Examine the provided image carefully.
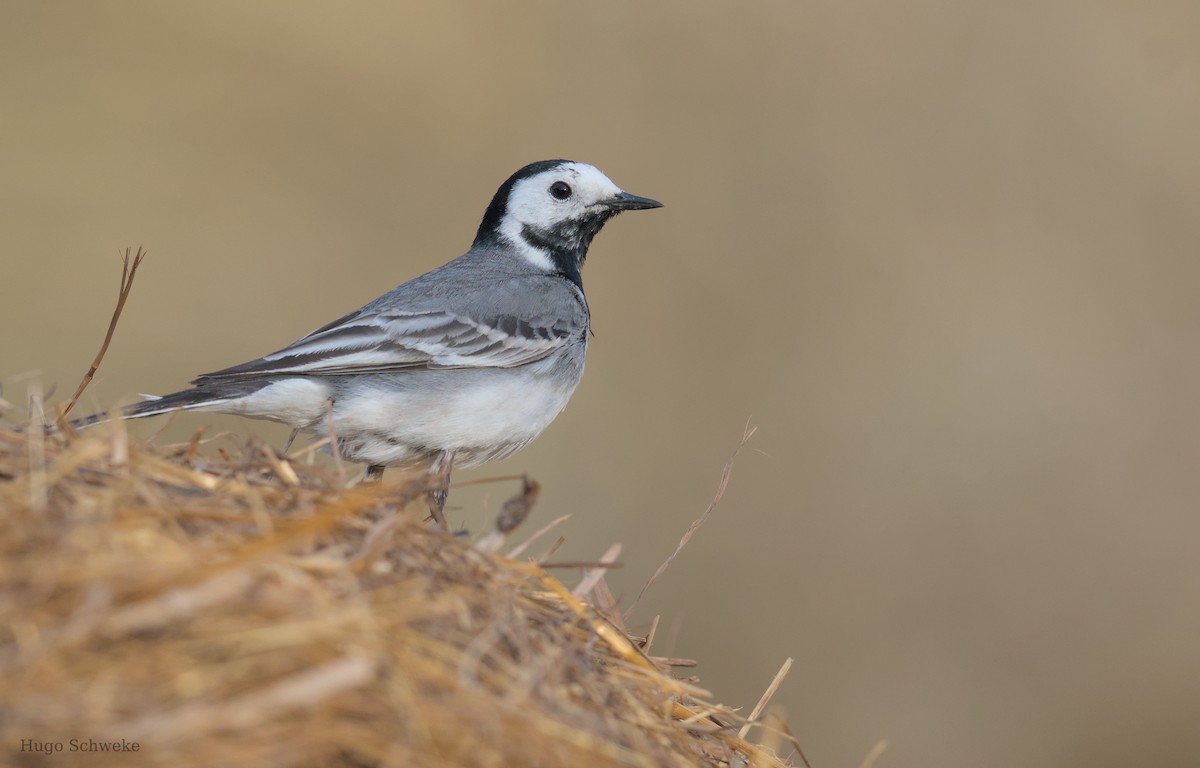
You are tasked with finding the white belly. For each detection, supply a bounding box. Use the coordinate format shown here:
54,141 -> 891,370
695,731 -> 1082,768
338,376 -> 575,465
205,349 -> 585,468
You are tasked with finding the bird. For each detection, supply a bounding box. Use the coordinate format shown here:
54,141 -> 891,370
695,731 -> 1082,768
78,160 -> 661,520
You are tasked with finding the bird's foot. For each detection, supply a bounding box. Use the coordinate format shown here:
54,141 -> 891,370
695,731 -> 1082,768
424,449 -> 456,531
426,488 -> 449,530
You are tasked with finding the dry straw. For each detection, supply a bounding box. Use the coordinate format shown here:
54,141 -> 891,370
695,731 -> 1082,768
0,421 -> 804,767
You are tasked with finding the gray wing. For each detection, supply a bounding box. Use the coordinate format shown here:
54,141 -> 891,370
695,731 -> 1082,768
193,275 -> 586,382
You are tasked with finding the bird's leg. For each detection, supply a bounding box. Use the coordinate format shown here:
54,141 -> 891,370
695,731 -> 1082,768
426,449 -> 456,530
281,428 -> 301,455
364,464 -> 386,483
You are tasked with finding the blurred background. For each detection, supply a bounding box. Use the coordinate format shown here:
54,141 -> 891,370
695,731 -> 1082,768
3,2 -> 1199,765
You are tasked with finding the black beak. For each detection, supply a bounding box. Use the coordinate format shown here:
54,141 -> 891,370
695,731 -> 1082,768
605,191 -> 664,211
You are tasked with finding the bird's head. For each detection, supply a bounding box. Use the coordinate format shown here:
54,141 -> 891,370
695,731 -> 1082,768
475,160 -> 662,284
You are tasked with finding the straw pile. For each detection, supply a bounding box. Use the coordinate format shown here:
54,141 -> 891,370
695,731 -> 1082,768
0,417 -> 796,768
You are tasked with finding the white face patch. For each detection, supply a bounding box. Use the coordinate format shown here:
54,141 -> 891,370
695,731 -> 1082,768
497,162 -> 625,270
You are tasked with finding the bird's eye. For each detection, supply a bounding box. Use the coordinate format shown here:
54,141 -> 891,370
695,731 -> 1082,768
549,181 -> 572,200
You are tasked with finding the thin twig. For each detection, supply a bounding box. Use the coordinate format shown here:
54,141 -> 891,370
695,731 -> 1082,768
540,561 -> 624,570
452,473 -> 531,488
101,569 -> 254,637
641,615 -> 661,653
287,435 -> 335,460
590,575 -> 627,634
625,423 -> 757,620
738,657 -> 794,739
860,740 -> 888,768
58,246 -> 147,423
26,380 -> 47,511
780,719 -> 813,768
122,655 -> 374,742
260,443 -> 299,486
534,535 -> 566,565
323,397 -> 345,486
507,514 -> 571,559
572,543 -> 622,599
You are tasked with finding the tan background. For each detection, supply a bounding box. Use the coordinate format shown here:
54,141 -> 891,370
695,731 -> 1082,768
3,2 -> 1199,766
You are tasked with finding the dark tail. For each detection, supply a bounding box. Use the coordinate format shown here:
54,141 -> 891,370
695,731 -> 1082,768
71,388 -> 233,430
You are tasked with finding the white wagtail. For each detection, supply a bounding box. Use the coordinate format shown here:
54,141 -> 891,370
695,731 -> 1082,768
82,160 -> 661,510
